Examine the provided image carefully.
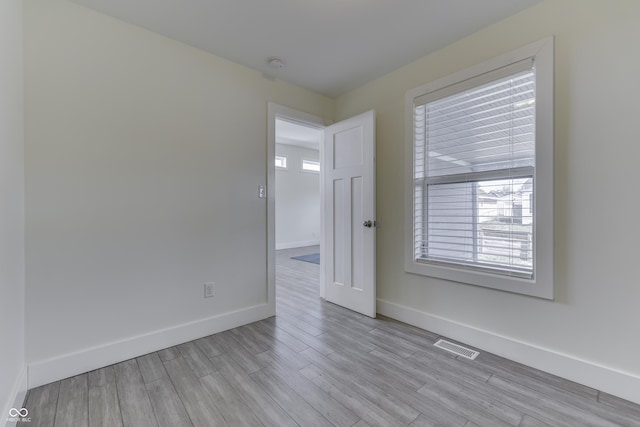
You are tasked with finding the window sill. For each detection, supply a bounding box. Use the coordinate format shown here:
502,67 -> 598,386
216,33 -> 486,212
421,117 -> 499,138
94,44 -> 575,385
405,257 -> 553,300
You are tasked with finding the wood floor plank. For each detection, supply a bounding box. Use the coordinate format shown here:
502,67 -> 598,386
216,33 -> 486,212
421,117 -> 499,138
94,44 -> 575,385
326,345 -> 425,392
277,297 -> 332,323
54,374 -> 88,427
272,317 -> 335,355
409,413 -> 466,427
255,344 -> 311,371
200,372 -> 263,427
330,329 -> 413,359
300,364 -> 405,427
323,349 -> 469,426
157,347 -> 181,362
368,347 -> 443,388
529,382 -> 637,427
194,336 -> 224,359
250,318 -> 309,353
162,357 -> 228,427
229,323 -> 273,355
114,359 -> 158,427
416,381 -> 521,427
207,331 -> 263,374
276,308 -> 326,336
366,327 -> 431,357
409,350 -> 493,383
215,353 -> 298,427
321,309 -> 378,336
24,381 -> 60,427
598,391 -> 640,420
486,375 -> 628,427
406,355 -> 525,427
405,351 -> 535,426
251,369 -> 334,427
300,348 -> 424,425
471,350 -> 599,401
374,315 -> 440,343
518,415 -> 554,427
277,302 -> 341,333
89,366 -> 115,389
137,353 -> 167,384
262,365 -> 361,427
145,377 -> 192,427
177,342 -> 217,378
89,381 -> 123,427
319,330 -> 378,355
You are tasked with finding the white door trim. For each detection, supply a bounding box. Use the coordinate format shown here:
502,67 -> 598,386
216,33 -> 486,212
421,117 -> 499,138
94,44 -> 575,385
267,103 -> 328,309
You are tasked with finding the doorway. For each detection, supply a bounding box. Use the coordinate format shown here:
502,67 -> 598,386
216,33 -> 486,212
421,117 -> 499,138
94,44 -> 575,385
274,119 -> 322,252
275,118 -> 323,313
267,104 -> 327,315
267,104 -> 377,318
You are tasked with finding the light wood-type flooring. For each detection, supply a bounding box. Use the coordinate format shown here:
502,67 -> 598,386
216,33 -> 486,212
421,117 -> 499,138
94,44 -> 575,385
20,246 -> 640,426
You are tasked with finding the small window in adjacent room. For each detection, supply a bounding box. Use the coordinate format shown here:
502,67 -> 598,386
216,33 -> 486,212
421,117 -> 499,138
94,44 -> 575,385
275,155 -> 287,169
405,37 -> 554,299
301,159 -> 320,173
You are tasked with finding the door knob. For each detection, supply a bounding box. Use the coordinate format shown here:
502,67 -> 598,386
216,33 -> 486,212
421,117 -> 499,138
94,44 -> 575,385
363,220 -> 373,228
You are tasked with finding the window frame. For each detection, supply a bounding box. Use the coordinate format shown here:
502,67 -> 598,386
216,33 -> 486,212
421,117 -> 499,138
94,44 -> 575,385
301,158 -> 320,173
275,155 -> 288,170
404,37 -> 554,299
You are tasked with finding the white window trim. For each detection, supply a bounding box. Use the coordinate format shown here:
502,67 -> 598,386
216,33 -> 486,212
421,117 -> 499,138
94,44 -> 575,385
301,158 -> 320,173
404,37 -> 554,299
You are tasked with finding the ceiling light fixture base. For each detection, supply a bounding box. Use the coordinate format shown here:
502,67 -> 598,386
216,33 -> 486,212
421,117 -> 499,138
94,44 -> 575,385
267,57 -> 286,69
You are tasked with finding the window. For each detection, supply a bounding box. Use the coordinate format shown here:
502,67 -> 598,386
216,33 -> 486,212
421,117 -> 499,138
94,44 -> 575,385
275,155 -> 287,169
405,38 -> 554,299
301,159 -> 320,173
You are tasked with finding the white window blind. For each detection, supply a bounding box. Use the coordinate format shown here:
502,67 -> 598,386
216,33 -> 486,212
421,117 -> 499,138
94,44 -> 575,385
413,59 -> 536,278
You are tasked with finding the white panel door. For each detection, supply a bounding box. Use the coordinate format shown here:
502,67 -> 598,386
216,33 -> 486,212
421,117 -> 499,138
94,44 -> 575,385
322,110 -> 376,317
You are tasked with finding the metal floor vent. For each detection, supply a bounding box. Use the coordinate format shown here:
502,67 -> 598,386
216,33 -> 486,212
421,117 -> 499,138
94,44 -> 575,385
434,339 -> 480,360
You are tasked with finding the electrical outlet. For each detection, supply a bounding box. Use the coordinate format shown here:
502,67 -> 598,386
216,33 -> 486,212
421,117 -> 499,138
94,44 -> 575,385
204,282 -> 215,298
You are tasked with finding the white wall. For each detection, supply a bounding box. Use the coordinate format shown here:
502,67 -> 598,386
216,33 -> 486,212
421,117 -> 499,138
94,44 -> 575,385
275,143 -> 321,249
23,0 -> 333,387
336,0 -> 640,403
0,0 -> 27,419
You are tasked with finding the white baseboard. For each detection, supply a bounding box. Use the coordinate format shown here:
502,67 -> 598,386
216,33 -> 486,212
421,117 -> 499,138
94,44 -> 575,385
275,240 -> 320,250
27,303 -> 274,390
3,366 -> 27,427
377,299 -> 640,405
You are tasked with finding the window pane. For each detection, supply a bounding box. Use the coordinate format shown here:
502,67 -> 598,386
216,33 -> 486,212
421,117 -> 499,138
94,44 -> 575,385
422,177 -> 533,275
302,159 -> 320,172
476,178 -> 533,272
275,155 -> 287,169
423,182 -> 474,263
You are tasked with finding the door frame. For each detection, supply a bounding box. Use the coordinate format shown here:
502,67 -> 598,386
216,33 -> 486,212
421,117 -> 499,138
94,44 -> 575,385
267,103 -> 328,314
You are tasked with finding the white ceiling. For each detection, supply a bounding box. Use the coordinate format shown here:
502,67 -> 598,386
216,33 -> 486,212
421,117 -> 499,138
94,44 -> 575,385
71,0 -> 540,97
276,119 -> 322,151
